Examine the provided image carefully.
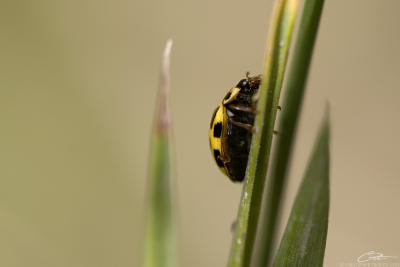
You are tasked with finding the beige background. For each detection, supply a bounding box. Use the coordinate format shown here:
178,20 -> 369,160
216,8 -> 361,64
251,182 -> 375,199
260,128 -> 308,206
1,0 -> 399,266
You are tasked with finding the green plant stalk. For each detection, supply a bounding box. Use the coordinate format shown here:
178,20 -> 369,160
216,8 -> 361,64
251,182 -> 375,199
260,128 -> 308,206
142,40 -> 177,267
227,1 -> 298,266
255,0 -> 326,266
273,113 -> 330,267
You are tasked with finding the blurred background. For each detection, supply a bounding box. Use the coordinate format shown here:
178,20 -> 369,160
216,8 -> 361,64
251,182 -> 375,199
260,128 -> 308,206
1,0 -> 399,266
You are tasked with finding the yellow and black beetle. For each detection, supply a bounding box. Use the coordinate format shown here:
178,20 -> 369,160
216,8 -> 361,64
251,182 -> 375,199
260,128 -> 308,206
209,73 -> 261,182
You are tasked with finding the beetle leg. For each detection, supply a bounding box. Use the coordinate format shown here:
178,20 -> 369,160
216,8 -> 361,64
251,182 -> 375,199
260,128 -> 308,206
252,93 -> 259,102
277,105 -> 281,110
227,104 -> 258,114
251,93 -> 260,111
231,220 -> 237,233
228,117 -> 255,133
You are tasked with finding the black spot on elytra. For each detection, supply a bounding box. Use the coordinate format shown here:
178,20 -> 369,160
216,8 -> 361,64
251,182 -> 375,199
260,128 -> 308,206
213,149 -> 224,167
224,92 -> 232,100
210,107 -> 218,129
213,122 -> 222,138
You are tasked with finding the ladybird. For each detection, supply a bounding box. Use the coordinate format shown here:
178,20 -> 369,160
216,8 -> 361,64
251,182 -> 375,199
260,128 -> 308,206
209,73 -> 261,182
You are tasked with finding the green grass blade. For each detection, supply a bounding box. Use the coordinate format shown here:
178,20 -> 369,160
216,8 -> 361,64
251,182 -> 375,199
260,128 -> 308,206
227,1 -> 298,266
142,39 -> 178,267
255,0 -> 326,265
273,113 -> 330,267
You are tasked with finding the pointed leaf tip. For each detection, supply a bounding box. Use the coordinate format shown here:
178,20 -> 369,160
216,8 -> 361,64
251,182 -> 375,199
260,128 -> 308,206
156,39 -> 173,135
273,113 -> 330,267
143,38 -> 177,267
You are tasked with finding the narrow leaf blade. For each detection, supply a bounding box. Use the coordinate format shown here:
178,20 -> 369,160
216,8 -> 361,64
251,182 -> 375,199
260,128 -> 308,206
255,0 -> 326,265
273,114 -> 330,267
142,39 -> 178,267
